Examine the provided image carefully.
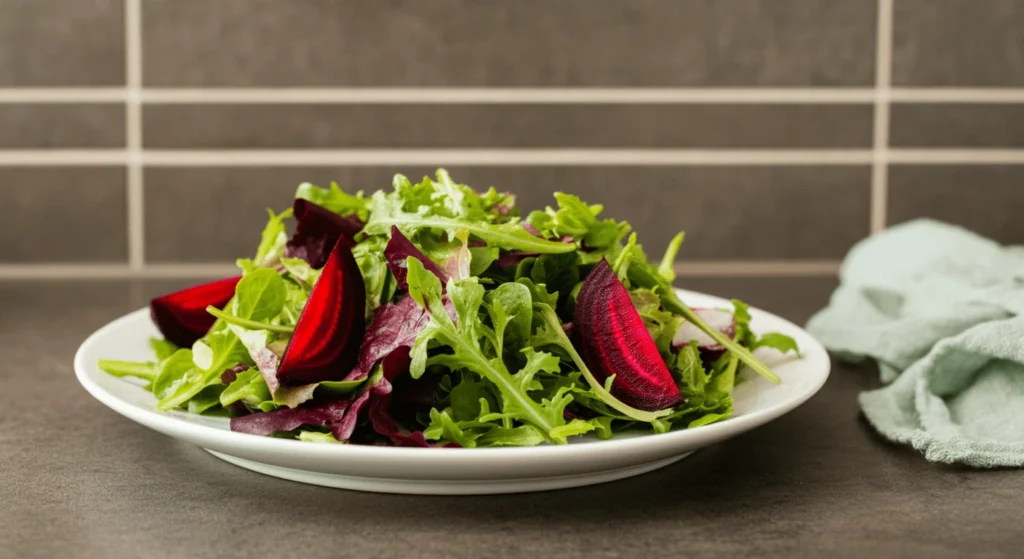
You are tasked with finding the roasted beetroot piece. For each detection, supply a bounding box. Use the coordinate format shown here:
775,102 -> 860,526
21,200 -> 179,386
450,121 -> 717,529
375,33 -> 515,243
384,226 -> 448,291
672,308 -> 736,351
150,276 -> 242,347
276,238 -> 365,386
574,259 -> 683,411
284,199 -> 364,268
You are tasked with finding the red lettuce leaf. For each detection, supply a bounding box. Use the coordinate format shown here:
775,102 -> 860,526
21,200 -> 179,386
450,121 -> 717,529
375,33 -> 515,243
342,296 -> 430,382
277,238 -> 365,386
150,276 -> 241,347
384,226 -> 448,291
230,395 -> 367,441
285,199 -> 363,269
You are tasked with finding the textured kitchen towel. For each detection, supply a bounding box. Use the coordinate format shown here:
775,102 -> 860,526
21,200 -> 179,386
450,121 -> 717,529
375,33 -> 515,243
806,219 -> 1024,467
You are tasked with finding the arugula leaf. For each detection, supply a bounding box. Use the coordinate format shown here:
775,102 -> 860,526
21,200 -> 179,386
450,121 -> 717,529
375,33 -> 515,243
151,348 -> 197,401
254,208 -> 292,266
658,232 -> 685,282
149,338 -> 178,361
295,181 -> 368,220
407,257 -> 579,443
753,332 -> 801,356
220,367 -> 271,408
97,360 -> 158,384
297,430 -> 346,444
363,189 -> 575,254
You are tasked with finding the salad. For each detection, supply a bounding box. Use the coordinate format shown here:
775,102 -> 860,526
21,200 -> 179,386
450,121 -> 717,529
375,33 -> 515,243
98,169 -> 798,447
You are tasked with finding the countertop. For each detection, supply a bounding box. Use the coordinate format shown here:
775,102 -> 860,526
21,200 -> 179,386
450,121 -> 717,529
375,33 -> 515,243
3,278 -> 1022,559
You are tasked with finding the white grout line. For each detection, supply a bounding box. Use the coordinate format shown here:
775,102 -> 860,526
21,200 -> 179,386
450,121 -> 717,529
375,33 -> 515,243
870,0 -> 894,234
0,151 -> 129,165
888,89 -> 1024,103
4,87 -> 1024,104
0,261 -> 837,280
138,88 -> 878,104
125,0 -> 145,271
3,148 -> 1024,167
888,149 -> 1024,164
0,89 -> 127,103
673,260 -> 840,277
137,149 -> 877,166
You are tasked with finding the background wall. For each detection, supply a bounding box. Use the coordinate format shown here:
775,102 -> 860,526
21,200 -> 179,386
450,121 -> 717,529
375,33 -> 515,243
1,0 -> 1022,292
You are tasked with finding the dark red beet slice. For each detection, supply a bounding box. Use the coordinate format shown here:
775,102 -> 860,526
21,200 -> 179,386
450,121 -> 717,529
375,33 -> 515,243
149,276 -> 242,347
276,238 -> 365,386
284,199 -> 364,269
384,226 -> 448,291
574,259 -> 682,411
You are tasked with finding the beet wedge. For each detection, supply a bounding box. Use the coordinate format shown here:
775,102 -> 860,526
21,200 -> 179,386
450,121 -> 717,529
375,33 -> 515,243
574,259 -> 682,411
284,199 -> 364,268
276,238 -> 366,386
150,276 -> 242,347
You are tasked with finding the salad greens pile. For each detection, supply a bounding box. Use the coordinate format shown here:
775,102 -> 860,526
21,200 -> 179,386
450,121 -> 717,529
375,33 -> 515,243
99,169 -> 798,447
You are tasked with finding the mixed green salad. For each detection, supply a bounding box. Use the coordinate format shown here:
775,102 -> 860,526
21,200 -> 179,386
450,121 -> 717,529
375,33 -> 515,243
99,169 -> 798,447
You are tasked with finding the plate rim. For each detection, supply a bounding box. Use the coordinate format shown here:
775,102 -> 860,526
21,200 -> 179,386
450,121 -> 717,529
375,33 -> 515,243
74,289 -> 831,463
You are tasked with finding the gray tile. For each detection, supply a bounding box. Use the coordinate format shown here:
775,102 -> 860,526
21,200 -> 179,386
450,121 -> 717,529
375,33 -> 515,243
144,165 -> 869,263
893,0 -> 1024,86
888,165 -> 1024,245
143,167 -> 410,263
143,0 -> 876,87
0,104 -> 125,149
680,277 -> 838,325
0,0 -> 125,86
144,104 -> 873,149
890,104 -> 1024,148
0,167 -> 127,262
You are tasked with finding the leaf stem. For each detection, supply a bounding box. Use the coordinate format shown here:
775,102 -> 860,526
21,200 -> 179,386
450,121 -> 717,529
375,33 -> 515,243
205,306 -> 295,334
534,304 -> 671,422
664,294 -> 781,384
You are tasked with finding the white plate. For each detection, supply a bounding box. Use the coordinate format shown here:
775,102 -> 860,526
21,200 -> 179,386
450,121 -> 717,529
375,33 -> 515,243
74,289 -> 829,495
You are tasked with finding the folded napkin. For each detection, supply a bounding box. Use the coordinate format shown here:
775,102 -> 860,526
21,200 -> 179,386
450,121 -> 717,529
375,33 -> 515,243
807,219 -> 1024,467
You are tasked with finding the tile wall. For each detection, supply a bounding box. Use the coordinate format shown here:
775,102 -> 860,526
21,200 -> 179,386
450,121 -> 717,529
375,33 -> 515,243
1,0 -> 1022,287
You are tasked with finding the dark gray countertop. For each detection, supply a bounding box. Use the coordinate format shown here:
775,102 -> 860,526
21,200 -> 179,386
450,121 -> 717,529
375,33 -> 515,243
3,278 -> 1022,559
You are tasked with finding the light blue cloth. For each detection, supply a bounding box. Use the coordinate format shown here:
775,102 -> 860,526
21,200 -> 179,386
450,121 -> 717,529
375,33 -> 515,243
807,219 -> 1024,467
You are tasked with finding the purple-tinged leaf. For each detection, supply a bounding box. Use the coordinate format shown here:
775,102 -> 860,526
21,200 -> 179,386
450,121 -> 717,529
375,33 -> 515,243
284,199 -> 363,269
384,226 -> 448,291
230,398 -> 357,438
342,296 -> 430,382
220,363 -> 248,385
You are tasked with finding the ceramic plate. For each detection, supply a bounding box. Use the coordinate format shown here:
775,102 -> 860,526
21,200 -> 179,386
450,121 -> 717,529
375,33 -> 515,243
74,289 -> 829,495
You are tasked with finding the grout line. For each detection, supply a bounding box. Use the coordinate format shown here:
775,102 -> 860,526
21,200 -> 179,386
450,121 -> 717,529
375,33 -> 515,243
0,261 -> 837,280
4,148 -> 1024,167
138,149 -> 876,166
888,89 -> 1024,103
0,89 -> 127,102
126,0 -> 144,271
138,88 -> 877,104
4,87 -> 1024,104
870,0 -> 894,234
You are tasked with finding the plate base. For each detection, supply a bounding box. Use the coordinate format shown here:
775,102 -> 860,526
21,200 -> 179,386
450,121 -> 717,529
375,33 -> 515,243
206,449 -> 691,495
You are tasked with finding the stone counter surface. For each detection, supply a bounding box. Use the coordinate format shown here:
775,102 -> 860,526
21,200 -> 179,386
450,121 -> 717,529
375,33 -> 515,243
2,279 -> 1021,559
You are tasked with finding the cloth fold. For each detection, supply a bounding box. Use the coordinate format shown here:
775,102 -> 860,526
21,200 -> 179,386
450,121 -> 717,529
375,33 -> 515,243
807,219 -> 1024,467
